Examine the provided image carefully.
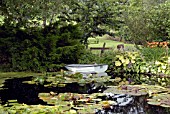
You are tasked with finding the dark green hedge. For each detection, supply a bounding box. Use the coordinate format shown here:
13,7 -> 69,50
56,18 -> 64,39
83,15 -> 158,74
0,22 -> 85,72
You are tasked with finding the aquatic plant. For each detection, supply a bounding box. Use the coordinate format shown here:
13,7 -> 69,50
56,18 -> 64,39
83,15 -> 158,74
147,92 -> 170,108
104,84 -> 169,97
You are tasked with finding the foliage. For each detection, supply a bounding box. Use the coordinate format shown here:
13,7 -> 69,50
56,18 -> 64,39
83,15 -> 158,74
78,50 -> 100,64
61,0 -> 128,45
139,47 -> 167,62
78,49 -> 119,65
104,84 -> 169,97
1,0 -> 170,46
147,92 -> 170,108
147,1 -> 170,41
0,72 -> 170,113
121,0 -> 170,44
109,51 -> 145,74
0,22 -> 85,72
0,0 -> 67,28
107,51 -> 170,86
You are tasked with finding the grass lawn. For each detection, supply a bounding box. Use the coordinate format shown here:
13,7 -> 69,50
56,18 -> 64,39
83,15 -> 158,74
88,35 -> 137,54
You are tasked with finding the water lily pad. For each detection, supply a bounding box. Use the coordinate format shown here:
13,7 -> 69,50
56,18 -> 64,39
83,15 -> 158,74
69,109 -> 77,114
147,101 -> 161,106
91,98 -> 102,102
57,83 -> 66,87
38,93 -> 50,97
160,104 -> 170,108
8,100 -> 18,102
22,81 -> 36,84
147,92 -> 170,107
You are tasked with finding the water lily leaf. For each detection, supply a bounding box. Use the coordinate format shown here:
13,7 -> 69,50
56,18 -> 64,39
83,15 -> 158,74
77,110 -> 89,114
38,93 -> 50,97
160,104 -> 170,108
22,81 -> 36,84
69,109 -> 77,114
57,106 -> 71,112
8,100 -> 18,102
7,110 -> 17,113
39,96 -> 51,102
147,101 -> 161,106
77,108 -> 96,114
77,99 -> 89,102
85,103 -> 95,105
91,98 -> 102,102
73,106 -> 85,110
57,83 -> 66,87
127,92 -> 142,96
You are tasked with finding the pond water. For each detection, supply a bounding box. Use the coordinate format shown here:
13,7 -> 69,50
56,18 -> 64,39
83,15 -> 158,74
0,76 -> 170,114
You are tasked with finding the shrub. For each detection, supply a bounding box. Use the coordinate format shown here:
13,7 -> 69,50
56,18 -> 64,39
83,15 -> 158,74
78,49 -> 119,66
139,47 -> 167,62
78,50 -> 100,64
0,22 -> 85,72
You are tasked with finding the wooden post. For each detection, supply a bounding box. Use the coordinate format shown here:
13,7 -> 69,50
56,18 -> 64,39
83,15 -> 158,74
100,42 -> 106,56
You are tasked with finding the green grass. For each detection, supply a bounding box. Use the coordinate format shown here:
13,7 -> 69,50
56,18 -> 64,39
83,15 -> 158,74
88,35 -> 135,48
88,35 -> 137,54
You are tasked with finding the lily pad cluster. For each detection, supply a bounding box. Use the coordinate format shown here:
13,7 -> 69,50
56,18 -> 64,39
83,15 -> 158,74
38,92 -> 135,113
23,72 -> 114,88
38,92 -> 104,113
104,84 -> 169,97
147,92 -> 170,108
103,84 -> 170,108
0,104 -> 78,114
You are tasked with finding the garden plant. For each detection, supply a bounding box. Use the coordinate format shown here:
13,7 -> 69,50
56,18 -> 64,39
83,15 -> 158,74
0,0 -> 170,113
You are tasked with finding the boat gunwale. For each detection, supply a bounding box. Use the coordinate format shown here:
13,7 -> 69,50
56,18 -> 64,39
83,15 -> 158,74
66,64 -> 108,68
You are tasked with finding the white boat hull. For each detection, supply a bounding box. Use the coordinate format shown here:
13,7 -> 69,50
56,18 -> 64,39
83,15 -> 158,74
65,64 -> 108,73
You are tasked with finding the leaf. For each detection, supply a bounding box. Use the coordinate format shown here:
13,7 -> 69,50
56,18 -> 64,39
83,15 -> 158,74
131,59 -> 135,63
69,109 -> 77,114
120,58 -> 126,63
115,61 -> 122,66
147,101 -> 161,106
161,65 -> 166,69
125,58 -> 130,64
160,104 -> 170,108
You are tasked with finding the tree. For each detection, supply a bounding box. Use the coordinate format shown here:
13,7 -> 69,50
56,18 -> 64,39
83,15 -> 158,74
0,0 -> 66,28
0,0 -> 85,71
147,2 -> 170,41
59,0 -> 128,46
121,0 -> 170,44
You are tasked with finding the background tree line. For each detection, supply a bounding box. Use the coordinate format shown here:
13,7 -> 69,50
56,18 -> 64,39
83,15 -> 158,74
0,0 -> 170,71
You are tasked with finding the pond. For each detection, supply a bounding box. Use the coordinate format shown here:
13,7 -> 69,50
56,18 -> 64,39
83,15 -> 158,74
0,72 -> 170,114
